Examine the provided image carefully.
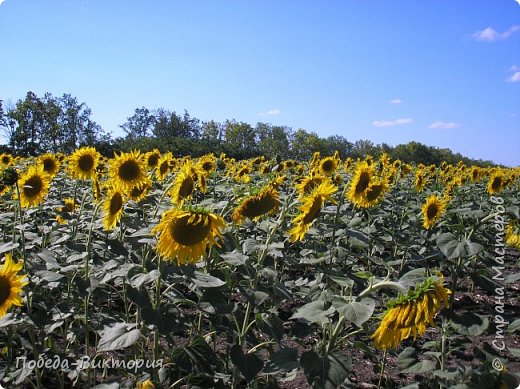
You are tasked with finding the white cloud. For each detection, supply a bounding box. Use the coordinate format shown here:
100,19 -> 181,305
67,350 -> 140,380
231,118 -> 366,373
0,0 -> 6,5
507,72 -> 520,82
429,121 -> 462,129
509,65 -> 520,71
471,25 -> 520,41
372,118 -> 413,128
389,99 -> 402,105
258,109 -> 281,116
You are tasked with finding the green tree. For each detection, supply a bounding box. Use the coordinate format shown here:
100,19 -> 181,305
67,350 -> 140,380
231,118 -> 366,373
120,107 -> 156,140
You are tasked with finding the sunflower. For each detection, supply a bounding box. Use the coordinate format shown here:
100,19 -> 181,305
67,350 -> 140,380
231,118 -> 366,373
56,198 -> 76,224
129,177 -> 152,203
0,154 -> 13,168
68,147 -> 100,180
156,153 -> 173,182
137,379 -> 155,389
0,253 -> 29,319
197,154 -> 217,176
289,181 -> 337,242
170,164 -> 196,206
145,149 -> 161,170
362,179 -> 389,208
109,150 -> 148,194
295,174 -> 326,197
372,275 -> 451,350
506,221 -> 520,249
318,156 -> 339,176
487,171 -> 505,194
17,165 -> 51,208
415,170 -> 428,192
346,161 -> 374,207
151,208 -> 226,264
232,185 -> 279,223
103,186 -> 126,231
39,153 -> 60,177
422,194 -> 447,229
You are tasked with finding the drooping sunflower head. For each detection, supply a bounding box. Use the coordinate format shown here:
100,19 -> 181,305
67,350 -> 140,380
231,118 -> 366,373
152,208 -> 227,264
0,253 -> 29,319
318,156 -> 339,176
421,194 -> 447,229
68,147 -> 100,180
17,165 -> 51,208
372,275 -> 451,350
415,170 -> 428,192
109,150 -> 147,193
103,185 -> 126,231
232,185 -> 279,224
39,153 -> 60,176
296,174 -> 326,197
487,171 -> 504,194
145,149 -> 161,169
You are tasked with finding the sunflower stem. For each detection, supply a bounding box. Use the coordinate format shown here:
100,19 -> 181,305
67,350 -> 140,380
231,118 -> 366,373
377,349 -> 388,389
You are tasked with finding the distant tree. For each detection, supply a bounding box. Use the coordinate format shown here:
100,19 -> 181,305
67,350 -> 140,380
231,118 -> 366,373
290,129 -> 327,160
350,139 -> 377,159
256,123 -> 292,159
323,135 -> 353,158
224,120 -> 257,157
5,91 -> 108,155
120,107 -> 156,140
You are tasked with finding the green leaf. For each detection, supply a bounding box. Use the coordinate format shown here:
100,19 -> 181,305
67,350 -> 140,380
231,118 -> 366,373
504,273 -> 520,284
0,241 -> 19,254
300,350 -> 351,389
509,348 -> 520,357
397,347 -> 435,374
230,344 -> 264,383
130,270 -> 159,288
264,347 -> 299,374
436,233 -> 465,259
171,335 -> 218,374
447,311 -> 489,336
352,271 -> 373,279
256,313 -> 284,343
191,271 -> 225,288
97,322 -> 141,352
332,297 -> 375,327
398,268 -> 427,290
507,318 -> 520,333
328,275 -> 354,288
220,251 -> 248,266
289,301 -> 335,325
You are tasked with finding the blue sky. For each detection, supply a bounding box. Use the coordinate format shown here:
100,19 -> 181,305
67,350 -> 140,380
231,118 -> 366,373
0,0 -> 519,166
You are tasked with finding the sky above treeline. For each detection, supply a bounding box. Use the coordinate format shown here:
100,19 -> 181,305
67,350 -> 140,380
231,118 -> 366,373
0,0 -> 519,166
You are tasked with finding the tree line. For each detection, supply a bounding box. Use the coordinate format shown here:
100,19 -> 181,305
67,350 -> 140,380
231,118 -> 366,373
0,91 -> 495,166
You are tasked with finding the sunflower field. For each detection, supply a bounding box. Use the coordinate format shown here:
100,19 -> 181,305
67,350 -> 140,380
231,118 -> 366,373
0,149 -> 519,389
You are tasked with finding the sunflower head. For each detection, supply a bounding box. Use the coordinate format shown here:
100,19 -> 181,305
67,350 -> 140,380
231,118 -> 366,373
487,171 -> 504,194
372,275 -> 451,350
232,185 -> 279,224
129,177 -> 152,203
506,221 -> 520,249
103,185 -> 126,231
17,165 -> 51,208
422,194 -> 447,229
39,153 -> 60,176
0,154 -> 13,168
346,161 -> 374,207
289,181 -> 337,242
145,149 -> 161,169
109,150 -> 147,193
1,167 -> 19,187
68,147 -> 101,180
156,153 -> 173,181
0,253 -> 29,319
152,208 -> 227,264
319,157 -> 338,176
197,154 -> 217,175
56,198 -> 76,224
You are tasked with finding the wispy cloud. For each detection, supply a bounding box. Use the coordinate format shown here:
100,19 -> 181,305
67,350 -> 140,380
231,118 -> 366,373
0,0 -> 7,5
507,72 -> 520,82
372,118 -> 413,128
388,99 -> 402,105
429,121 -> 462,129
258,109 -> 281,117
471,25 -> 520,41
